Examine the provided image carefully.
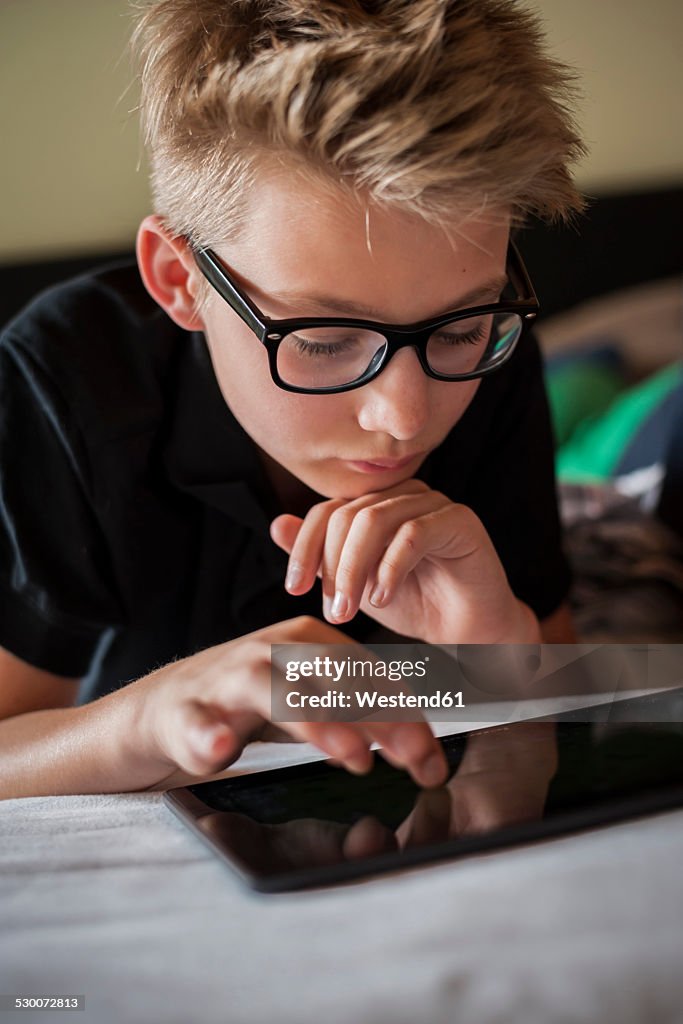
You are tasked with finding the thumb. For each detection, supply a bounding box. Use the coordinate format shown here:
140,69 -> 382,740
178,702 -> 247,775
270,513 -> 304,554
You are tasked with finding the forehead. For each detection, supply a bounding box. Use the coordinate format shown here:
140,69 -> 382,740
214,168 -> 511,321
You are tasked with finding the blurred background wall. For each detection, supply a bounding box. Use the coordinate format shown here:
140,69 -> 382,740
1,0 -> 681,264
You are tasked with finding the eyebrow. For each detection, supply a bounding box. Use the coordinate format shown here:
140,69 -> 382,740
265,275 -> 511,320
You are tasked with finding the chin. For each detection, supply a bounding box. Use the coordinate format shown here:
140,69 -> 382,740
324,470 -> 416,502
302,470 -> 361,502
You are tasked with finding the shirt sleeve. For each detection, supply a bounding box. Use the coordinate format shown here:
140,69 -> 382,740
462,331 -> 573,621
0,332 -> 123,678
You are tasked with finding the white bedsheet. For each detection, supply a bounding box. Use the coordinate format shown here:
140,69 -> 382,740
2,737 -> 683,1024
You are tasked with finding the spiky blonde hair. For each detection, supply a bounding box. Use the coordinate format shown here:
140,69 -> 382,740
132,0 -> 586,247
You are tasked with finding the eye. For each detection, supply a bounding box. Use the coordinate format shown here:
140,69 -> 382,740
431,322 -> 488,346
290,334 -> 360,357
286,328 -> 386,358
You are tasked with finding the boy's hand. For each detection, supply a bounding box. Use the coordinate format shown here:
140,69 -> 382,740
270,480 -> 541,644
128,615 -> 447,790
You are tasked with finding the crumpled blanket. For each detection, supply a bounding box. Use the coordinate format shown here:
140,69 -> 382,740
559,479 -> 683,641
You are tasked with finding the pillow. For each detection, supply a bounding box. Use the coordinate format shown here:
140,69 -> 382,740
548,361 -> 683,483
543,339 -> 625,447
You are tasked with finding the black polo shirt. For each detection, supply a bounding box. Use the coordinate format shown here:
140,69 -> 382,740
0,262 -> 571,702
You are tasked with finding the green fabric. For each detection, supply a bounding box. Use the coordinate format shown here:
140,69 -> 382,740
545,362 -> 624,447
554,363 -> 683,482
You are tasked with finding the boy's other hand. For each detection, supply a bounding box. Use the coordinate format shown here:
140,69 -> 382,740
270,480 -> 541,645
131,616 -> 447,791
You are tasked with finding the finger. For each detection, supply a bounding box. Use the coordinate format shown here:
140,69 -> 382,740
369,504 -> 478,610
235,618 -> 446,784
281,500 -> 345,596
271,514 -> 327,597
172,700 -> 248,777
318,491 -> 416,621
272,481 -> 433,615
269,513 -> 303,558
326,492 -> 446,623
395,787 -> 452,849
265,626 -> 449,788
364,721 -> 449,789
343,816 -> 398,860
254,618 -> 447,785
203,639 -> 375,776
278,818 -> 353,867
203,813 -> 351,870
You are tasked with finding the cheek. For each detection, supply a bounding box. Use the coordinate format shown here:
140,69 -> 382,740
203,317 -> 348,453
203,315 -> 276,425
204,313 -> 267,391
433,379 -> 481,430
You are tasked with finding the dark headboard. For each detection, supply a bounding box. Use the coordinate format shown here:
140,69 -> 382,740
519,185 -> 683,316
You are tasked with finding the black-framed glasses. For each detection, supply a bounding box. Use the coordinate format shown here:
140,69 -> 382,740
191,238 -> 539,394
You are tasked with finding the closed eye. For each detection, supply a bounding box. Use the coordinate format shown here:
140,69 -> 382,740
290,334 -> 360,357
430,323 -> 488,346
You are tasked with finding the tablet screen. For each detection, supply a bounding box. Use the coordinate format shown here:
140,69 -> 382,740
165,688 -> 683,890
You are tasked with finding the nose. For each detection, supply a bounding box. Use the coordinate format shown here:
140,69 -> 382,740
355,346 -> 431,440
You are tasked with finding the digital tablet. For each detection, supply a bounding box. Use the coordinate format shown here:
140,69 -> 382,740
164,687 -> 683,891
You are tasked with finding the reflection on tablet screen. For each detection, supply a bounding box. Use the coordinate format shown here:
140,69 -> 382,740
170,688 -> 683,888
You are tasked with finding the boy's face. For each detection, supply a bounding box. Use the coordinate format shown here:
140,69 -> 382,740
198,173 -> 510,501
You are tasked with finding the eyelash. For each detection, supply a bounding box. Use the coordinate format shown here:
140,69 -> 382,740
291,336 -> 357,357
291,323 -> 487,357
431,324 -> 488,346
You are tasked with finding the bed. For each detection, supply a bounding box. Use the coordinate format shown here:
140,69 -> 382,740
2,186 -> 683,1023
3,737 -> 683,1024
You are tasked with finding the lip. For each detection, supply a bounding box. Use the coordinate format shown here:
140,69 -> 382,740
345,452 -> 423,472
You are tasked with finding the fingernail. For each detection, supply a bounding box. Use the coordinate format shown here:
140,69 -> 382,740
418,753 -> 448,789
285,562 -> 304,591
331,590 -> 349,620
369,584 -> 386,607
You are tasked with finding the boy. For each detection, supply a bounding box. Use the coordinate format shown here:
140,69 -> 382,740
0,0 -> 583,799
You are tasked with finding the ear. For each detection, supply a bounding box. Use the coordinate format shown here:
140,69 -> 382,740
136,215 -> 205,331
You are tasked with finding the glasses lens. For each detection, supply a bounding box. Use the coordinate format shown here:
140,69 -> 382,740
277,327 -> 387,389
426,311 -> 523,377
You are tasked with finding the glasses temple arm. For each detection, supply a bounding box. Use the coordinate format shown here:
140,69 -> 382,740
193,247 -> 266,337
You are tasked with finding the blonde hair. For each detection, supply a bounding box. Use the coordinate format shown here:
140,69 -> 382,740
131,0 -> 586,248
